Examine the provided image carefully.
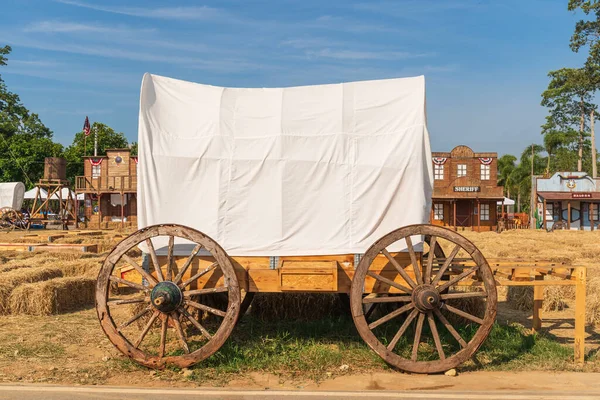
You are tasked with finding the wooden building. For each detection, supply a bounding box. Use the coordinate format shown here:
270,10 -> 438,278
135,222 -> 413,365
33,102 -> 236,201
536,172 -> 600,231
75,149 -> 137,229
430,145 -> 504,231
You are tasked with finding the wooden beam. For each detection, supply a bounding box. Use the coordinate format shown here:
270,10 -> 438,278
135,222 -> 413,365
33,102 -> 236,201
477,199 -> 481,232
532,274 -> 544,332
575,266 -> 586,364
98,193 -> 102,230
542,199 -> 547,231
567,202 -> 571,230
453,201 -> 457,230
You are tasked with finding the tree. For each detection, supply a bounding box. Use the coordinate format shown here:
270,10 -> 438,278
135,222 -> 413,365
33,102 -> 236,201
540,67 -> 596,172
497,154 -> 517,199
63,122 -> 129,183
0,45 -> 62,186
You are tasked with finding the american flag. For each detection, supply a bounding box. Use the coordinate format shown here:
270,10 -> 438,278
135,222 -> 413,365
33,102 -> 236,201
83,116 -> 91,136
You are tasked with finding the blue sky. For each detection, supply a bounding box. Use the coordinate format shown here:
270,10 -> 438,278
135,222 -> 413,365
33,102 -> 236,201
0,0 -> 589,155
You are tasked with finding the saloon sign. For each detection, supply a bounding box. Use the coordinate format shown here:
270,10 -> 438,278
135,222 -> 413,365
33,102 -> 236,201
454,186 -> 481,192
572,193 -> 592,199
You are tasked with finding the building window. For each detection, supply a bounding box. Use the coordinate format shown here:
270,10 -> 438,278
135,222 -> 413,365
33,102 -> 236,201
480,164 -> 490,180
480,204 -> 490,221
591,203 -> 599,221
546,203 -> 554,221
434,203 -> 444,220
457,164 -> 467,177
434,164 -> 444,180
92,165 -> 101,178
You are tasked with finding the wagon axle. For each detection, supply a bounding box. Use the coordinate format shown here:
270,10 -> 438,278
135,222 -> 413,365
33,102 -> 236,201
150,281 -> 183,313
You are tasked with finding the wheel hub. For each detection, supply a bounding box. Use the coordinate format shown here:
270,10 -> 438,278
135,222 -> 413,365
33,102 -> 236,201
151,281 -> 183,313
412,284 -> 440,312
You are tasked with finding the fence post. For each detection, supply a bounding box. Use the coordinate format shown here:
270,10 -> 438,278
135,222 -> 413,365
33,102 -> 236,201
575,267 -> 586,364
532,275 -> 544,332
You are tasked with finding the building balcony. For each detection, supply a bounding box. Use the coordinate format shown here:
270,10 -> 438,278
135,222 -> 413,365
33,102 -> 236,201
75,175 -> 137,193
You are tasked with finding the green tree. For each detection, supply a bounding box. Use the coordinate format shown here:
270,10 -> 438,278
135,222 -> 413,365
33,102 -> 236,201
540,67 -> 597,172
497,154 -> 517,199
63,122 -> 129,183
0,45 -> 62,186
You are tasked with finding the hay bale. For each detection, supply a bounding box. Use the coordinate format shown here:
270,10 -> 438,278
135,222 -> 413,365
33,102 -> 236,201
587,277 -> 600,326
54,259 -> 102,277
9,277 -> 95,315
0,267 -> 63,314
542,284 -> 573,312
250,293 -> 345,321
507,286 -> 533,311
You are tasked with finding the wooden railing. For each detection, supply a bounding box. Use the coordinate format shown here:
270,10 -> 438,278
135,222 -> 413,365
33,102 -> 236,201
76,176 -> 136,192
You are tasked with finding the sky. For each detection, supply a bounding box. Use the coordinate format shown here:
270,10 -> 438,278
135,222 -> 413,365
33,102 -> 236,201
0,0 -> 591,155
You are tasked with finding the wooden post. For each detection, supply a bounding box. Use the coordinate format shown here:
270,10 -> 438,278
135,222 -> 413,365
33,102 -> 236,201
542,199 -> 547,231
567,202 -> 571,230
98,193 -> 102,230
532,275 -> 544,332
590,203 -> 594,232
120,192 -> 124,230
453,201 -> 457,231
575,267 -> 586,364
477,199 -> 481,232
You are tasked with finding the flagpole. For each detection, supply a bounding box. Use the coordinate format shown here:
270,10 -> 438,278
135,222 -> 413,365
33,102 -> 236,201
84,135 -> 87,157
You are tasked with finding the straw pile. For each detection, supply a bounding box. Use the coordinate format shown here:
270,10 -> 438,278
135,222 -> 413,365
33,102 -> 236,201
55,259 -> 102,278
9,277 -> 96,315
0,267 -> 63,313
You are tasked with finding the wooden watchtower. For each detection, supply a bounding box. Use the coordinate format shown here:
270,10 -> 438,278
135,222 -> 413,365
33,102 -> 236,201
29,157 -> 77,229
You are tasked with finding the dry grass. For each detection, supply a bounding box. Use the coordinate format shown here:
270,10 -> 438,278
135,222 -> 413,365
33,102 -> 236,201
507,287 -> 534,311
9,277 -> 96,315
0,267 -> 63,314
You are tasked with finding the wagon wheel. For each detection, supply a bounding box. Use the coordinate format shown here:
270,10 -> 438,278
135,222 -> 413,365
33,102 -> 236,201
96,224 -> 240,369
0,207 -> 24,230
350,224 -> 497,374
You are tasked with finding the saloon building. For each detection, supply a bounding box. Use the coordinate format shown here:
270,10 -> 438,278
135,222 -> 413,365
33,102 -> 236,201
536,172 -> 599,231
430,145 -> 504,231
75,148 -> 137,229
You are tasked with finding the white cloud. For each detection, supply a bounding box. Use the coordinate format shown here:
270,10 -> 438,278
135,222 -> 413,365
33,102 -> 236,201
55,0 -> 226,21
306,48 -> 432,61
24,21 -> 155,35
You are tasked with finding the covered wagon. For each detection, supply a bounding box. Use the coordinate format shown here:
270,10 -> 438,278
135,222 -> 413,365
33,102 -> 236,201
96,74 -> 497,374
0,182 -> 26,229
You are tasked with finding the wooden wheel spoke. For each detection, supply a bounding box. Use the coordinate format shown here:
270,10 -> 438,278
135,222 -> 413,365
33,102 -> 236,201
173,243 -> 203,285
366,271 -> 412,295
424,236 -> 437,284
427,312 -> 445,360
146,239 -> 164,282
368,303 -> 414,330
109,276 -> 150,292
437,265 -> 479,293
443,304 -> 484,325
134,310 -> 159,348
118,307 -> 151,331
180,307 -> 212,340
185,299 -> 227,317
171,312 -> 190,353
411,313 -> 425,361
387,308 -> 419,351
431,244 -> 461,286
122,254 -> 158,287
434,308 -> 467,348
362,295 -> 412,304
381,249 -> 417,289
441,291 -> 487,300
405,236 -> 423,285
166,236 -> 175,281
107,296 -> 148,306
184,286 -> 229,297
179,262 -> 218,289
159,314 -> 168,358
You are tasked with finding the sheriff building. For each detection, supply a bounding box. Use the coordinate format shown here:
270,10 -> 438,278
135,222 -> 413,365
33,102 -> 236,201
430,145 -> 504,231
75,148 -> 137,229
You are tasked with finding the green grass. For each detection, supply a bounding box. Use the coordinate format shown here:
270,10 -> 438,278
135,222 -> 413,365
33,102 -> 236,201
177,316 -> 580,383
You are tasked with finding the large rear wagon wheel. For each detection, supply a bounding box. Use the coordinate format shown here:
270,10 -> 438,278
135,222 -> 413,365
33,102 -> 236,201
96,224 -> 240,369
350,224 -> 497,374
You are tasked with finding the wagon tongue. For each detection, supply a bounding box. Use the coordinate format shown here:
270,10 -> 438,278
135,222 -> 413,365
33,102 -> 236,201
150,281 -> 183,313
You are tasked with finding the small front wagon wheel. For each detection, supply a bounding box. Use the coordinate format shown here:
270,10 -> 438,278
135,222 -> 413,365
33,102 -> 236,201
350,224 -> 497,374
96,224 -> 240,369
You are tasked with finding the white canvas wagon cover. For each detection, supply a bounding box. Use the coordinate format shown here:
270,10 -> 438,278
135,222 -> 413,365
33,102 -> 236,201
138,74 -> 433,256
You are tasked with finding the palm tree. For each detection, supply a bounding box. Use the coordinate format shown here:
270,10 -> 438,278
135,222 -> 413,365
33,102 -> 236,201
497,154 -> 517,199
